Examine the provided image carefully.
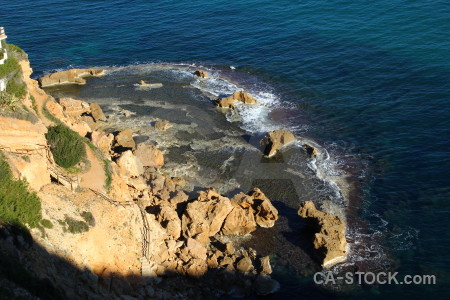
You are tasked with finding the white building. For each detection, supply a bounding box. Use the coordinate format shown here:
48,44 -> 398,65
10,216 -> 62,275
0,27 -> 8,91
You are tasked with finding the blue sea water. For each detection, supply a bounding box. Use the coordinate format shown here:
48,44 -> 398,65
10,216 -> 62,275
2,0 -> 450,299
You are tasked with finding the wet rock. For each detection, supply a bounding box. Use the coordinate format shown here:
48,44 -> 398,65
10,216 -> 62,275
181,188 -> 234,244
253,275 -> 280,296
216,91 -> 258,108
115,129 -> 135,149
134,143 -> 164,168
259,256 -> 272,275
236,256 -> 253,273
117,150 -> 144,178
39,68 -> 104,87
89,103 -> 106,122
298,201 -> 347,268
303,143 -> 318,158
194,70 -> 208,78
154,119 -> 172,131
260,129 -> 295,157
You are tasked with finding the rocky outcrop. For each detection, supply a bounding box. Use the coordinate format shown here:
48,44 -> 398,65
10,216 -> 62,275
194,70 -> 208,78
134,143 -> 164,168
58,98 -> 91,119
89,103 -> 106,122
298,201 -> 347,268
260,129 -> 295,157
154,119 -> 171,131
90,131 -> 113,157
38,68 -> 104,87
303,143 -> 318,158
116,150 -> 143,178
181,188 -> 234,244
216,91 -> 258,108
114,129 -> 135,149
221,188 -> 278,235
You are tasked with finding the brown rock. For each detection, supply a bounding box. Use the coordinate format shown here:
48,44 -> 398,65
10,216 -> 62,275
169,190 -> 189,205
298,201 -> 347,268
154,119 -> 172,131
45,100 -> 67,122
184,258 -> 208,277
58,97 -> 91,119
251,188 -> 279,228
171,176 -> 186,187
219,256 -> 235,267
207,253 -> 220,268
156,204 -> 182,240
221,205 -> 257,235
108,172 -> 133,202
69,121 -> 91,137
216,91 -> 258,108
260,129 -> 295,157
236,256 -> 253,273
80,115 -> 97,130
89,103 -> 106,122
185,238 -> 207,260
181,188 -> 234,244
259,256 -> 272,275
39,68 -> 104,87
194,70 -> 208,78
117,150 -> 144,178
90,131 -> 114,157
115,129 -> 135,149
224,242 -> 235,255
134,143 -> 164,168
303,143 -> 318,157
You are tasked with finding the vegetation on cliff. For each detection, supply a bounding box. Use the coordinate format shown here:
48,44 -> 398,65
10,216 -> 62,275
0,42 -> 26,99
46,124 -> 86,168
0,152 -> 42,228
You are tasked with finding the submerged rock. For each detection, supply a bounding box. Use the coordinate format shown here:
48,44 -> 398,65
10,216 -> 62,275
298,201 -> 347,268
260,129 -> 295,157
216,91 -> 258,108
39,68 -> 104,87
194,70 -> 208,78
154,119 -> 172,131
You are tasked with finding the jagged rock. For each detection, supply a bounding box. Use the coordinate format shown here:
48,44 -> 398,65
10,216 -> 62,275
155,204 -> 182,240
70,121 -> 91,137
236,256 -> 253,273
224,242 -> 235,255
216,91 -> 258,108
181,188 -> 234,244
221,204 -> 257,235
169,190 -> 189,205
172,176 -> 186,187
253,275 -> 280,296
260,129 -> 295,157
303,143 -> 318,158
259,256 -> 272,275
219,256 -> 235,267
298,201 -> 347,268
154,120 -> 171,131
58,98 -> 91,119
108,172 -> 133,202
117,150 -> 143,178
207,253 -> 220,268
89,103 -> 106,122
250,188 -> 279,228
80,116 -> 97,130
115,129 -> 135,149
39,68 -> 104,87
90,131 -> 113,157
184,258 -> 208,277
185,238 -> 207,260
134,143 -> 164,168
45,100 -> 67,122
194,70 -> 208,78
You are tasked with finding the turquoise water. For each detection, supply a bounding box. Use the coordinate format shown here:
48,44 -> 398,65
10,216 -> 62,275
2,0 -> 450,298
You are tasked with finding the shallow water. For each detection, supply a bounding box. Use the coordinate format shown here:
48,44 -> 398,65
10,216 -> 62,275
3,0 -> 450,298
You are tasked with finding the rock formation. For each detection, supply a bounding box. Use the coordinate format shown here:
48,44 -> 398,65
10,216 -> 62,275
194,70 -> 208,78
114,129 -> 135,149
303,143 -> 318,158
38,68 -> 104,87
216,91 -> 258,108
89,103 -> 106,122
134,143 -> 164,168
298,201 -> 347,268
260,129 -> 295,157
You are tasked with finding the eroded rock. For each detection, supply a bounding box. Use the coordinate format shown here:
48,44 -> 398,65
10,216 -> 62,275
39,68 -> 104,87
115,129 -> 135,149
260,129 -> 295,157
117,150 -> 144,178
194,70 -> 208,78
89,103 -> 106,122
134,143 -> 164,168
216,91 -> 258,108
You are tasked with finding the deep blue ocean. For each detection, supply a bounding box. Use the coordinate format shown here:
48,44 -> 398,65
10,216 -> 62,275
2,0 -> 449,299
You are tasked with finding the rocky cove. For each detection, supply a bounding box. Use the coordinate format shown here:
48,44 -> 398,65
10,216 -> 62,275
0,51 -> 360,299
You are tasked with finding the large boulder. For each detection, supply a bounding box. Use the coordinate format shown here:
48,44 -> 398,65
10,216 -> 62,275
115,129 -> 135,149
45,100 -> 68,123
116,150 -> 144,178
58,98 -> 91,119
260,129 -> 295,157
134,143 -> 164,168
39,68 -> 104,87
298,201 -> 347,268
90,131 -> 114,157
89,103 -> 106,122
181,188 -> 234,244
154,204 -> 182,240
216,91 -> 258,108
194,70 -> 208,78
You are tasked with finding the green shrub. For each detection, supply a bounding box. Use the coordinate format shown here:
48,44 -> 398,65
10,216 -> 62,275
0,92 -> 18,111
6,43 -> 27,60
0,152 -> 42,228
40,219 -> 53,229
0,55 -> 20,77
64,216 -> 89,234
30,95 -> 38,113
81,211 -> 95,227
103,159 -> 112,191
46,124 -> 86,168
6,79 -> 26,99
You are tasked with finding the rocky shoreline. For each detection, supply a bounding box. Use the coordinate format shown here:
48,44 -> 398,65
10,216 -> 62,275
0,57 -> 349,299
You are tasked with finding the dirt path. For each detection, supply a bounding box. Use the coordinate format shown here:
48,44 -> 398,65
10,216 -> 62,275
79,145 -> 106,194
